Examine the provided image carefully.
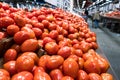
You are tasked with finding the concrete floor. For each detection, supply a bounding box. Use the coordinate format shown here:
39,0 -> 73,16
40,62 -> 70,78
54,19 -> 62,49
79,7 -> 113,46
88,19 -> 120,80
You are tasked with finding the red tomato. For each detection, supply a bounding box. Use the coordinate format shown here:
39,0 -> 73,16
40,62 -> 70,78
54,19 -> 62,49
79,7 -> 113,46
61,76 -> 74,80
57,46 -> 71,59
7,24 -> 20,36
43,37 -> 54,46
74,49 -> 83,57
15,55 -> 34,72
42,20 -> 49,28
11,71 -> 33,80
63,58 -> 79,78
38,55 -> 50,70
3,61 -> 17,76
33,66 -> 45,75
32,22 -> 44,30
20,39 -> 38,52
21,52 -> 39,65
50,69 -> 63,80
77,70 -> 89,80
34,71 -> 51,80
32,28 -> 42,38
14,31 -> 30,44
48,23 -> 57,30
78,57 -> 84,69
49,30 -> 59,39
0,17 -> 14,28
46,15 -> 55,22
0,69 -> 10,80
45,42 -> 59,55
89,73 -> 102,80
46,55 -> 64,70
4,49 -> 17,62
38,15 -> 46,22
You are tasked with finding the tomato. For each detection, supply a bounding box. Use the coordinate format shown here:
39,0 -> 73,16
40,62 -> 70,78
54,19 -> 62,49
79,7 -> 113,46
48,23 -> 57,30
21,52 -> 39,65
62,22 -> 69,30
84,57 -> 101,74
0,17 -> 14,28
14,14 -> 26,27
33,66 -> 45,75
57,46 -> 71,59
4,49 -> 17,62
61,76 -> 74,80
34,71 -> 51,80
50,69 -> 63,80
45,42 -> 59,55
7,24 -> 20,36
56,35 -> 64,42
3,61 -> 17,76
15,55 -> 34,72
77,70 -> 89,80
46,15 -> 55,22
32,28 -> 42,38
21,26 -> 36,39
74,49 -> 83,57
14,31 -> 30,44
43,37 -> 54,46
68,54 -> 78,62
0,69 -> 10,80
38,15 -> 46,22
63,58 -> 79,78
42,20 -> 49,28
78,57 -> 84,69
101,73 -> 113,80
38,55 -> 50,70
49,30 -> 59,39
89,73 -> 102,80
46,55 -> 64,70
11,71 -> 33,80
20,39 -> 38,52
32,22 -> 44,30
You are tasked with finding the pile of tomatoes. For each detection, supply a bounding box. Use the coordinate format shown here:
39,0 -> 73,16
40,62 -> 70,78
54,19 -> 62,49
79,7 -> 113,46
0,2 -> 113,80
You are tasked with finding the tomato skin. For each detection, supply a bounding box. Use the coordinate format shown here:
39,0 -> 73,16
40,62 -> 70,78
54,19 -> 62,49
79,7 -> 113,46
101,73 -> 113,80
20,39 -> 38,52
61,76 -> 74,80
15,55 -> 34,72
34,71 -> 51,80
38,55 -> 50,70
0,17 -> 14,28
89,73 -> 102,80
45,42 -> 59,55
3,61 -> 17,76
6,24 -> 20,36
4,49 -> 17,63
77,70 -> 89,80
50,69 -> 63,80
63,58 -> 79,78
11,71 -> 33,80
46,55 -> 64,70
0,69 -> 10,80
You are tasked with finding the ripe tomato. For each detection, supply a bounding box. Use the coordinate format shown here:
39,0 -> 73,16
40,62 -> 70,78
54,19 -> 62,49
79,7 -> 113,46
45,42 -> 59,55
11,71 -> 33,80
46,15 -> 55,22
34,71 -> 51,80
101,73 -> 113,80
84,57 -> 101,74
3,61 -> 17,76
48,23 -> 57,30
63,58 -> 79,78
0,69 -> 10,80
89,73 -> 102,80
38,15 -> 46,22
4,49 -> 17,62
14,14 -> 26,27
38,55 -> 50,70
61,76 -> 74,80
32,28 -> 42,38
14,31 -> 30,44
46,55 -> 64,70
42,20 -> 49,28
15,55 -> 34,72
21,52 -> 39,65
43,37 -> 54,46
0,17 -> 14,28
78,57 -> 84,69
77,70 -> 89,80
49,30 -> 59,39
20,39 -> 38,52
57,46 -> 71,59
6,24 -> 20,36
50,69 -> 63,80
74,49 -> 83,57
33,66 -> 45,75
